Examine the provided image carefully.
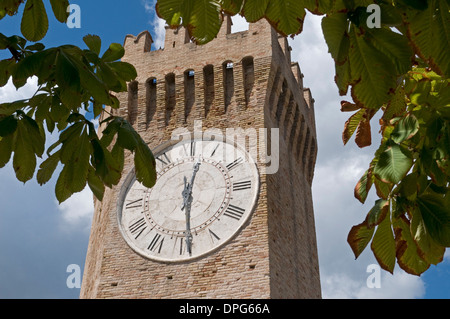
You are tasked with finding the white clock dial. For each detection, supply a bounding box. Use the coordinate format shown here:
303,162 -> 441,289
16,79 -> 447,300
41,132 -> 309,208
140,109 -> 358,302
117,134 -> 259,262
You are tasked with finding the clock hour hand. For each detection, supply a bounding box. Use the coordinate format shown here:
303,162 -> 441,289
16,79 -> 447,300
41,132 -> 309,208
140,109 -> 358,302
181,160 -> 201,255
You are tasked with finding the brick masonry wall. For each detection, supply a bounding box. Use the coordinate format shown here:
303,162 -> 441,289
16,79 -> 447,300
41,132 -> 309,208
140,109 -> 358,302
80,17 -> 320,299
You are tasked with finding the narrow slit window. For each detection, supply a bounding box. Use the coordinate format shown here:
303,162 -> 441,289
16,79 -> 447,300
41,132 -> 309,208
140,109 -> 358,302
223,61 -> 234,112
146,78 -> 157,126
128,81 -> 138,125
165,73 -> 176,126
184,70 -> 195,121
203,65 -> 214,116
276,80 -> 288,122
242,57 -> 254,107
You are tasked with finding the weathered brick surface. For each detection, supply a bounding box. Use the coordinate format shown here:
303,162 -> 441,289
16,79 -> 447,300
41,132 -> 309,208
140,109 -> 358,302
80,17 -> 320,299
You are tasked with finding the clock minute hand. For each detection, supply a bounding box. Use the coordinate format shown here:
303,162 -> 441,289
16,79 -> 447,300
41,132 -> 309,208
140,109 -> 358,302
181,161 -> 200,209
181,161 -> 201,256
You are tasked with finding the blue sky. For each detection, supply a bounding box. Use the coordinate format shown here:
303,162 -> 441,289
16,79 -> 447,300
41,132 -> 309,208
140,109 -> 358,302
0,0 -> 448,299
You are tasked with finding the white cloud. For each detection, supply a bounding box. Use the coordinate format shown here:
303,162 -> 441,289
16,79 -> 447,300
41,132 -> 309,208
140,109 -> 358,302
231,15 -> 249,33
140,4 -> 250,50
322,269 -> 425,299
56,187 -> 94,233
141,0 -> 166,49
0,77 -> 38,103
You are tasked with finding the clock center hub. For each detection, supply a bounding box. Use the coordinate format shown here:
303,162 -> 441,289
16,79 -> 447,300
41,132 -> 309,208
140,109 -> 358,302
144,157 -> 231,235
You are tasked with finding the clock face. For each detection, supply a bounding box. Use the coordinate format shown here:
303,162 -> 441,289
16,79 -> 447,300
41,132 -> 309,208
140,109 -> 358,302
117,134 -> 259,262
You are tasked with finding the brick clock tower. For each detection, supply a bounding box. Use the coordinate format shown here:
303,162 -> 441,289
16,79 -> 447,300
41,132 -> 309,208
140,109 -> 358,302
80,17 -> 321,299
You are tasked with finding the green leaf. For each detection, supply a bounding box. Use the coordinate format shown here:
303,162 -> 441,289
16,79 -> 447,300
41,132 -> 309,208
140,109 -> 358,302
69,129 -> 91,192
354,169 -> 373,204
335,58 -> 351,96
299,0 -> 333,15
371,211 -> 396,274
37,150 -> 61,185
374,175 -> 392,200
347,221 -> 375,259
349,25 -> 397,109
393,216 -> 430,276
90,139 -> 121,187
220,0 -> 244,15
399,172 -> 418,201
0,115 -> 18,137
21,114 -> 45,157
156,0 -> 185,27
188,0 -> 223,44
25,42 -> 45,51
59,122 -> 85,163
241,0 -> 270,22
366,199 -> 389,228
406,0 -> 450,76
265,0 -> 306,37
13,119 -> 36,182
322,13 -> 350,65
390,114 -> 420,144
87,167 -> 105,201
117,120 -> 140,150
96,61 -> 125,92
1,0 -> 23,18
101,43 -> 125,62
0,59 -> 15,87
13,48 -> 58,89
111,118 -> 156,188
49,0 -> 69,23
398,0 -> 428,10
0,134 -> 13,168
21,0 -> 49,42
83,34 -> 102,56
417,194 -> 450,247
379,3 -> 403,27
134,141 -> 157,189
365,27 -> 413,75
383,86 -> 407,121
55,50 -> 82,108
55,130 -> 91,203
374,142 -> 413,184
411,207 -> 446,265
55,162 -> 73,203
108,62 -> 138,82
111,142 -> 125,174
342,108 -> 365,145
75,59 -> 113,105
100,117 -> 121,148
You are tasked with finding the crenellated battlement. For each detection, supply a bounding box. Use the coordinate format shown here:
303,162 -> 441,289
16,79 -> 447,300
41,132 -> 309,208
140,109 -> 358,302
107,16 -> 317,183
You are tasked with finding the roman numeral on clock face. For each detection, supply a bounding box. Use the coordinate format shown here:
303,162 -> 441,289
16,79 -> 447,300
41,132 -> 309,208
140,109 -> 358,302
156,152 -> 171,166
210,143 -> 220,157
224,204 -> 245,220
148,233 -> 164,253
129,217 -> 147,239
226,157 -> 243,171
126,198 -> 143,209
183,141 -> 196,156
233,180 -> 251,191
190,141 -> 196,156
208,229 -> 221,243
